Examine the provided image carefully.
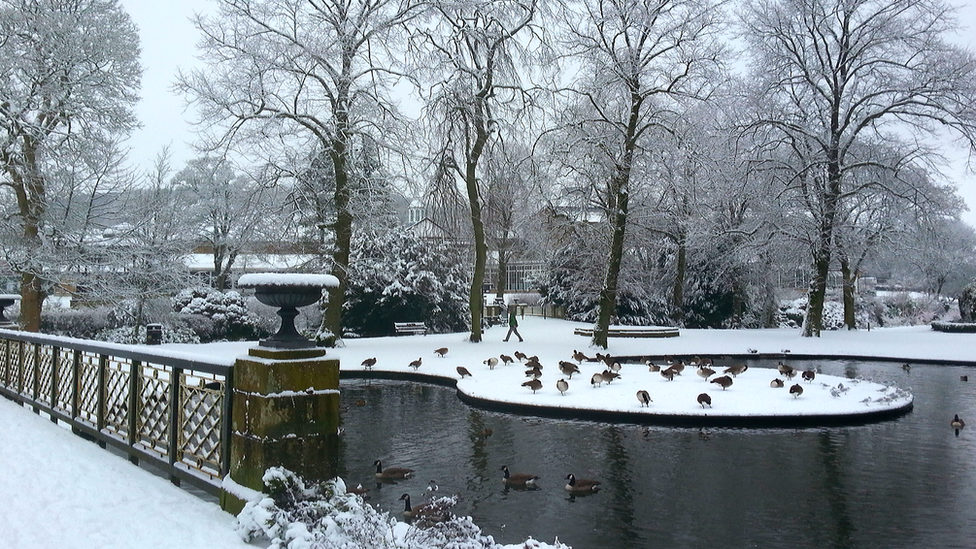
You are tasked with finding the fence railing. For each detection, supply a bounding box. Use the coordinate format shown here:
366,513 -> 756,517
0,329 -> 233,497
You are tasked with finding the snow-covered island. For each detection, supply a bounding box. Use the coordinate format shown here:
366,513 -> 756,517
163,316 -> 939,426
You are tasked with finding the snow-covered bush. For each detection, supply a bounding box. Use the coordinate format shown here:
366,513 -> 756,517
95,324 -> 201,345
342,231 -> 469,336
40,307 -> 114,339
236,467 -> 568,549
172,287 -> 271,341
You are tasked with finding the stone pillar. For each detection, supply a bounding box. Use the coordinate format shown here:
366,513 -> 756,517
220,346 -> 340,514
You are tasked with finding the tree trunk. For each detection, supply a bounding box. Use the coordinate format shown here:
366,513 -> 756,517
593,185 -> 629,349
494,250 -> 508,301
20,272 -> 44,332
593,90 -> 641,349
466,139 -> 489,343
841,257 -> 856,330
670,231 -> 686,325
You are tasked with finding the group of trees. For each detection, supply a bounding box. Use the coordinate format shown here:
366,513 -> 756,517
3,0 -> 976,347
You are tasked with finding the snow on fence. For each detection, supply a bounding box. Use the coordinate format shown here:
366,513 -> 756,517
0,329 -> 232,497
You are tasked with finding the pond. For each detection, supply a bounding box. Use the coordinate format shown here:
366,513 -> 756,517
334,359 -> 976,549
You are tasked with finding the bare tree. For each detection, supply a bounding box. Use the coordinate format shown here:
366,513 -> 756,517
0,0 -> 141,331
177,0 -> 424,341
412,0 -> 539,342
742,0 -> 976,336
174,157 -> 273,291
552,0 -> 726,348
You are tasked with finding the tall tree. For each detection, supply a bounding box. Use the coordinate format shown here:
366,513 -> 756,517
177,0 -> 423,341
553,0 -> 725,348
413,0 -> 539,342
174,157 -> 272,292
742,0 -> 976,336
0,0 -> 141,331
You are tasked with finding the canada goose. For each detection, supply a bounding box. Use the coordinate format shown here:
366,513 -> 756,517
747,348 -> 758,354
962,375 -> 969,382
556,378 -> 569,395
374,459 -> 414,480
484,357 -> 498,369
801,370 -> 816,382
951,414 -> 965,430
456,366 -> 472,378
610,361 -> 622,374
559,361 -> 581,379
522,378 -> 543,393
524,367 -> 543,379
660,367 -> 676,381
670,361 -> 685,375
777,361 -> 794,376
398,493 -> 448,521
500,354 -> 514,366
902,363 -> 911,373
646,360 -> 661,372
770,378 -> 785,388
527,355 -> 540,364
572,350 -> 589,363
525,357 -> 543,370
408,357 -> 422,370
361,357 -> 377,370
601,369 -> 620,384
434,347 -> 449,357
724,364 -> 748,377
514,351 -> 528,362
710,375 -> 733,390
697,367 -> 716,380
565,473 -> 600,493
697,393 -> 712,408
590,372 -> 605,387
636,389 -> 652,407
789,384 -> 804,398
501,465 -> 539,487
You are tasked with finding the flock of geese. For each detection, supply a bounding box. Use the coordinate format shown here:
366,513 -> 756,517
362,459 -> 599,522
359,344 -> 965,440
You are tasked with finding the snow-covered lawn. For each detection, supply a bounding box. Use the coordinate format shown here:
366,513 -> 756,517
1,317 -> 968,548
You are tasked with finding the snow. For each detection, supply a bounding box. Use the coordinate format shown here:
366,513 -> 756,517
0,294 -> 20,300
3,316 -> 967,548
237,273 -> 340,288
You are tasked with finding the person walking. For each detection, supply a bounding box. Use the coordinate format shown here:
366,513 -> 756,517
503,305 -> 523,342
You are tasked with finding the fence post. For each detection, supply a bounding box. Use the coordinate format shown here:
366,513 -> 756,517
71,350 -> 81,420
96,354 -> 107,449
168,366 -> 183,487
220,347 -> 340,514
32,343 -> 40,414
16,340 -> 24,395
51,346 -> 60,423
127,360 -> 141,465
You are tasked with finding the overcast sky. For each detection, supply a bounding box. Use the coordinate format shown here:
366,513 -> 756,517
118,0 -> 976,226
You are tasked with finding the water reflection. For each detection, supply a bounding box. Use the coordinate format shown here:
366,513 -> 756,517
337,360 -> 976,548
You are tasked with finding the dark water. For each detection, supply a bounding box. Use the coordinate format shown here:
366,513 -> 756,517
334,360 -> 976,549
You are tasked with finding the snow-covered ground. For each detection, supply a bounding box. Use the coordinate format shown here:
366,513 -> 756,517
1,317 -> 969,548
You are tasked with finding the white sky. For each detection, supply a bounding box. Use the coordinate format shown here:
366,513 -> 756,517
118,0 -> 976,225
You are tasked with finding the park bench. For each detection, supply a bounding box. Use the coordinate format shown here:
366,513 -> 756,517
394,321 -> 428,336
573,326 -> 679,338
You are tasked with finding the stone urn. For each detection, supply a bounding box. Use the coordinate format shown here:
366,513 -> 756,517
237,273 -> 339,349
0,294 -> 20,325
